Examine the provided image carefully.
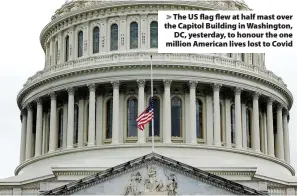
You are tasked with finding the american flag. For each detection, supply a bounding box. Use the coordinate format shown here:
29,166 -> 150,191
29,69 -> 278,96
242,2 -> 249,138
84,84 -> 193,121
136,98 -> 154,131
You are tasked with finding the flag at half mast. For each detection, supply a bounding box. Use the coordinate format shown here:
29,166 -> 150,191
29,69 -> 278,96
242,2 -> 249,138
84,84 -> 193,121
136,97 -> 154,131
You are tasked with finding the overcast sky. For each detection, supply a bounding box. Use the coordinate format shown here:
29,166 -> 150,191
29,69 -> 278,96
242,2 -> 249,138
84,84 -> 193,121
0,0 -> 296,179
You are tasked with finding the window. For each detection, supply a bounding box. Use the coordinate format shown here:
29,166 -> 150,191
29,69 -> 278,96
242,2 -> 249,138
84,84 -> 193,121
55,41 -> 58,65
231,104 -> 235,144
127,97 -> 138,137
227,53 -> 232,58
196,99 -> 203,138
65,36 -> 69,62
246,108 -> 252,148
58,109 -> 63,148
106,99 -> 113,139
171,96 -> 182,137
110,24 -> 118,51
150,21 -> 158,48
74,104 -> 79,144
78,31 -> 83,58
149,97 -> 160,137
93,27 -> 100,54
130,22 -> 138,49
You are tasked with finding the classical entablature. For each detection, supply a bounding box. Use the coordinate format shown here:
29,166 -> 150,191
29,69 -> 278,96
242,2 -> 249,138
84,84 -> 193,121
39,153 -> 267,195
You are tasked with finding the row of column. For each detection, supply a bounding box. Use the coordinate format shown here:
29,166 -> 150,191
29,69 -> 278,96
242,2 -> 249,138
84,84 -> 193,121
19,80 -> 291,164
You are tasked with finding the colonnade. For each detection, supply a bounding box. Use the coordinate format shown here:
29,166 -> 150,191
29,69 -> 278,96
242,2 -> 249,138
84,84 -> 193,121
19,80 -> 291,164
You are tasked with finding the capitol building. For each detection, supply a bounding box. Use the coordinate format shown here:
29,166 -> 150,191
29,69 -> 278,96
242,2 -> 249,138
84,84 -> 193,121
0,0 -> 296,195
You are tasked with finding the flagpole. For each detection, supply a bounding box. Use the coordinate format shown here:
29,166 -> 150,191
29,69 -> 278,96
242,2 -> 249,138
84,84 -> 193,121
150,55 -> 154,153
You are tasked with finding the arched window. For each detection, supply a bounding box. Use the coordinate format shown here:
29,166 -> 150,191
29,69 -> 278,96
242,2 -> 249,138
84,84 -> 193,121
246,108 -> 252,148
93,27 -> 100,54
58,109 -> 63,148
74,104 -> 79,144
78,31 -> 83,58
196,99 -> 203,138
130,22 -> 138,49
65,36 -> 69,62
171,96 -> 182,137
110,24 -> 118,51
55,41 -> 58,65
150,21 -> 158,48
149,97 -> 160,137
127,97 -> 138,137
106,99 -> 113,139
231,104 -> 235,144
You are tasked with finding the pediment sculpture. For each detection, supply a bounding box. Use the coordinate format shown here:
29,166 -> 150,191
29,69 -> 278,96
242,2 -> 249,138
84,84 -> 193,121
124,165 -> 178,196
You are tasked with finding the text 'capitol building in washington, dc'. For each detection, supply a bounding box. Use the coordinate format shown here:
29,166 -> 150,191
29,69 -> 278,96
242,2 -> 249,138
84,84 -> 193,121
0,0 -> 296,195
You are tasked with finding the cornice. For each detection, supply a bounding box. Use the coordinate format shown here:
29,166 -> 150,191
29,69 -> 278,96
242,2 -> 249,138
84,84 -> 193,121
40,1 -> 250,51
16,53 -> 293,110
14,143 -> 295,177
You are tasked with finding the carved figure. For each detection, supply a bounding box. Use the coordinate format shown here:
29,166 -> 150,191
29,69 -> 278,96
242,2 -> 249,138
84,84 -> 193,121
164,170 -> 178,196
124,172 -> 142,196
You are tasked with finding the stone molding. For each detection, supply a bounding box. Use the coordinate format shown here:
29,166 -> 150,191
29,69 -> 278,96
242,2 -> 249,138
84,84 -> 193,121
14,144 -> 295,177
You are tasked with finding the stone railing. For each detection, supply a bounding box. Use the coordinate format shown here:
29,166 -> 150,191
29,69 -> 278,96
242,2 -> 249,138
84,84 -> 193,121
23,52 -> 286,89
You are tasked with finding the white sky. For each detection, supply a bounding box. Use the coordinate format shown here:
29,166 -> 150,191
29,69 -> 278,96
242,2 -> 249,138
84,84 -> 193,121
0,0 -> 296,179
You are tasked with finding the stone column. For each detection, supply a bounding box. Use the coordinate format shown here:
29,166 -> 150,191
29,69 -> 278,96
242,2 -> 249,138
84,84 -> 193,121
163,80 -> 172,144
49,93 -> 58,153
252,92 -> 261,152
283,111 -> 290,163
49,93 -> 57,153
189,81 -> 198,144
112,81 -> 120,144
137,80 -> 146,143
263,113 -> 268,154
67,88 -> 75,149
62,103 -> 68,149
25,104 -> 33,160
276,104 -> 284,160
225,98 -> 231,148
78,98 -> 84,147
206,91 -> 213,145
96,92 -> 103,145
88,84 -> 96,147
241,103 -> 247,149
213,84 -> 221,146
20,110 -> 27,163
35,98 -> 43,157
266,98 -> 275,156
234,87 -> 243,148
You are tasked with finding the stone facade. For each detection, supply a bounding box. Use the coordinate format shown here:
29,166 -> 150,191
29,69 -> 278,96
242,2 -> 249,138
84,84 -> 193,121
0,0 -> 296,195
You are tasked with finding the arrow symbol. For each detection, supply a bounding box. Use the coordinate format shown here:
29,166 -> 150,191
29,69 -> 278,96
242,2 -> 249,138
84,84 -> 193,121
166,15 -> 172,19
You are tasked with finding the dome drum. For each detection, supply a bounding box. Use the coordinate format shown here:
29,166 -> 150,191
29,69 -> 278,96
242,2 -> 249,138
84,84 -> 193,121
2,0 -> 295,195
